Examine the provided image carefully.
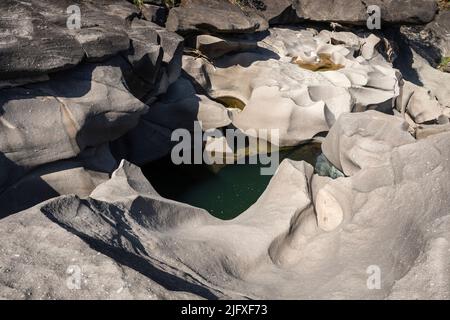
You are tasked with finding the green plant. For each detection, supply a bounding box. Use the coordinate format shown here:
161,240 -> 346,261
438,56 -> 450,70
438,0 -> 450,10
133,0 -> 144,9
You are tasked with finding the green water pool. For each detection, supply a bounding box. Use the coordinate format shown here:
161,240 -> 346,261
143,143 -> 322,220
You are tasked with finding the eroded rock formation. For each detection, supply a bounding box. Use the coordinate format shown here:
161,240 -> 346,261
1,0 -> 449,300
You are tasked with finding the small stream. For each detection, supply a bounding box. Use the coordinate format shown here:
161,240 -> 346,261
143,143 -> 322,220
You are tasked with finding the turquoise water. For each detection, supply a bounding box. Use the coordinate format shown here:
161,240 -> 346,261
143,144 -> 322,220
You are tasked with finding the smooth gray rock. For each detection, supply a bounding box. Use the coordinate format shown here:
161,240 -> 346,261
183,28 -> 401,147
398,81 -> 444,124
166,0 -> 269,35
123,18 -> 184,101
111,77 -> 231,166
400,10 -> 450,67
0,0 -> 182,86
142,3 -> 169,26
292,0 -> 437,25
0,0 -> 84,79
196,35 -> 258,59
0,144 -> 117,218
0,198 -> 201,300
26,134 -> 450,299
0,59 -> 148,192
322,111 -> 415,176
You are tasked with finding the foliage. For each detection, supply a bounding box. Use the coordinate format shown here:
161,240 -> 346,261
438,0 -> 450,10
133,0 -> 144,9
164,0 -> 181,8
438,56 -> 450,70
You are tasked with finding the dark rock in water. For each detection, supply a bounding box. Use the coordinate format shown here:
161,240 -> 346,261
166,0 -> 269,35
292,0 -> 437,25
315,154 -> 345,180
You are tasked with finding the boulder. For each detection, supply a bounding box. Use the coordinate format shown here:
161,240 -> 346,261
322,111 -> 415,176
0,0 -> 142,79
254,0 -> 302,25
166,0 -> 269,35
0,199 -> 201,300
0,0 -> 85,80
292,0 -> 437,25
14,128 -> 450,300
142,3 -> 169,26
400,10 -> 450,67
0,0 -> 182,88
0,58 -> 148,192
407,50 -> 450,108
232,86 -> 329,146
123,18 -> 184,101
111,77 -> 231,166
183,28 -> 401,146
398,81 -> 444,124
196,35 -> 258,59
144,78 -> 231,131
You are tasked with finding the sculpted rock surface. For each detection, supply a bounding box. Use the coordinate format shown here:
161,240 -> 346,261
0,0 -> 448,301
0,0 -> 183,94
400,10 -> 450,67
292,0 -> 438,25
145,78 -> 231,131
0,0 -> 136,79
15,123 -> 449,299
322,111 -> 415,176
0,145 -> 117,218
183,28 -> 401,146
112,77 -> 231,166
408,50 -> 450,108
0,198 -> 201,300
397,81 -> 445,125
166,0 -> 268,35
196,35 -> 258,59
0,59 -> 148,192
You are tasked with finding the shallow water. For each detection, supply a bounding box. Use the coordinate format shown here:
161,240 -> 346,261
143,143 -> 322,220
292,53 -> 344,72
